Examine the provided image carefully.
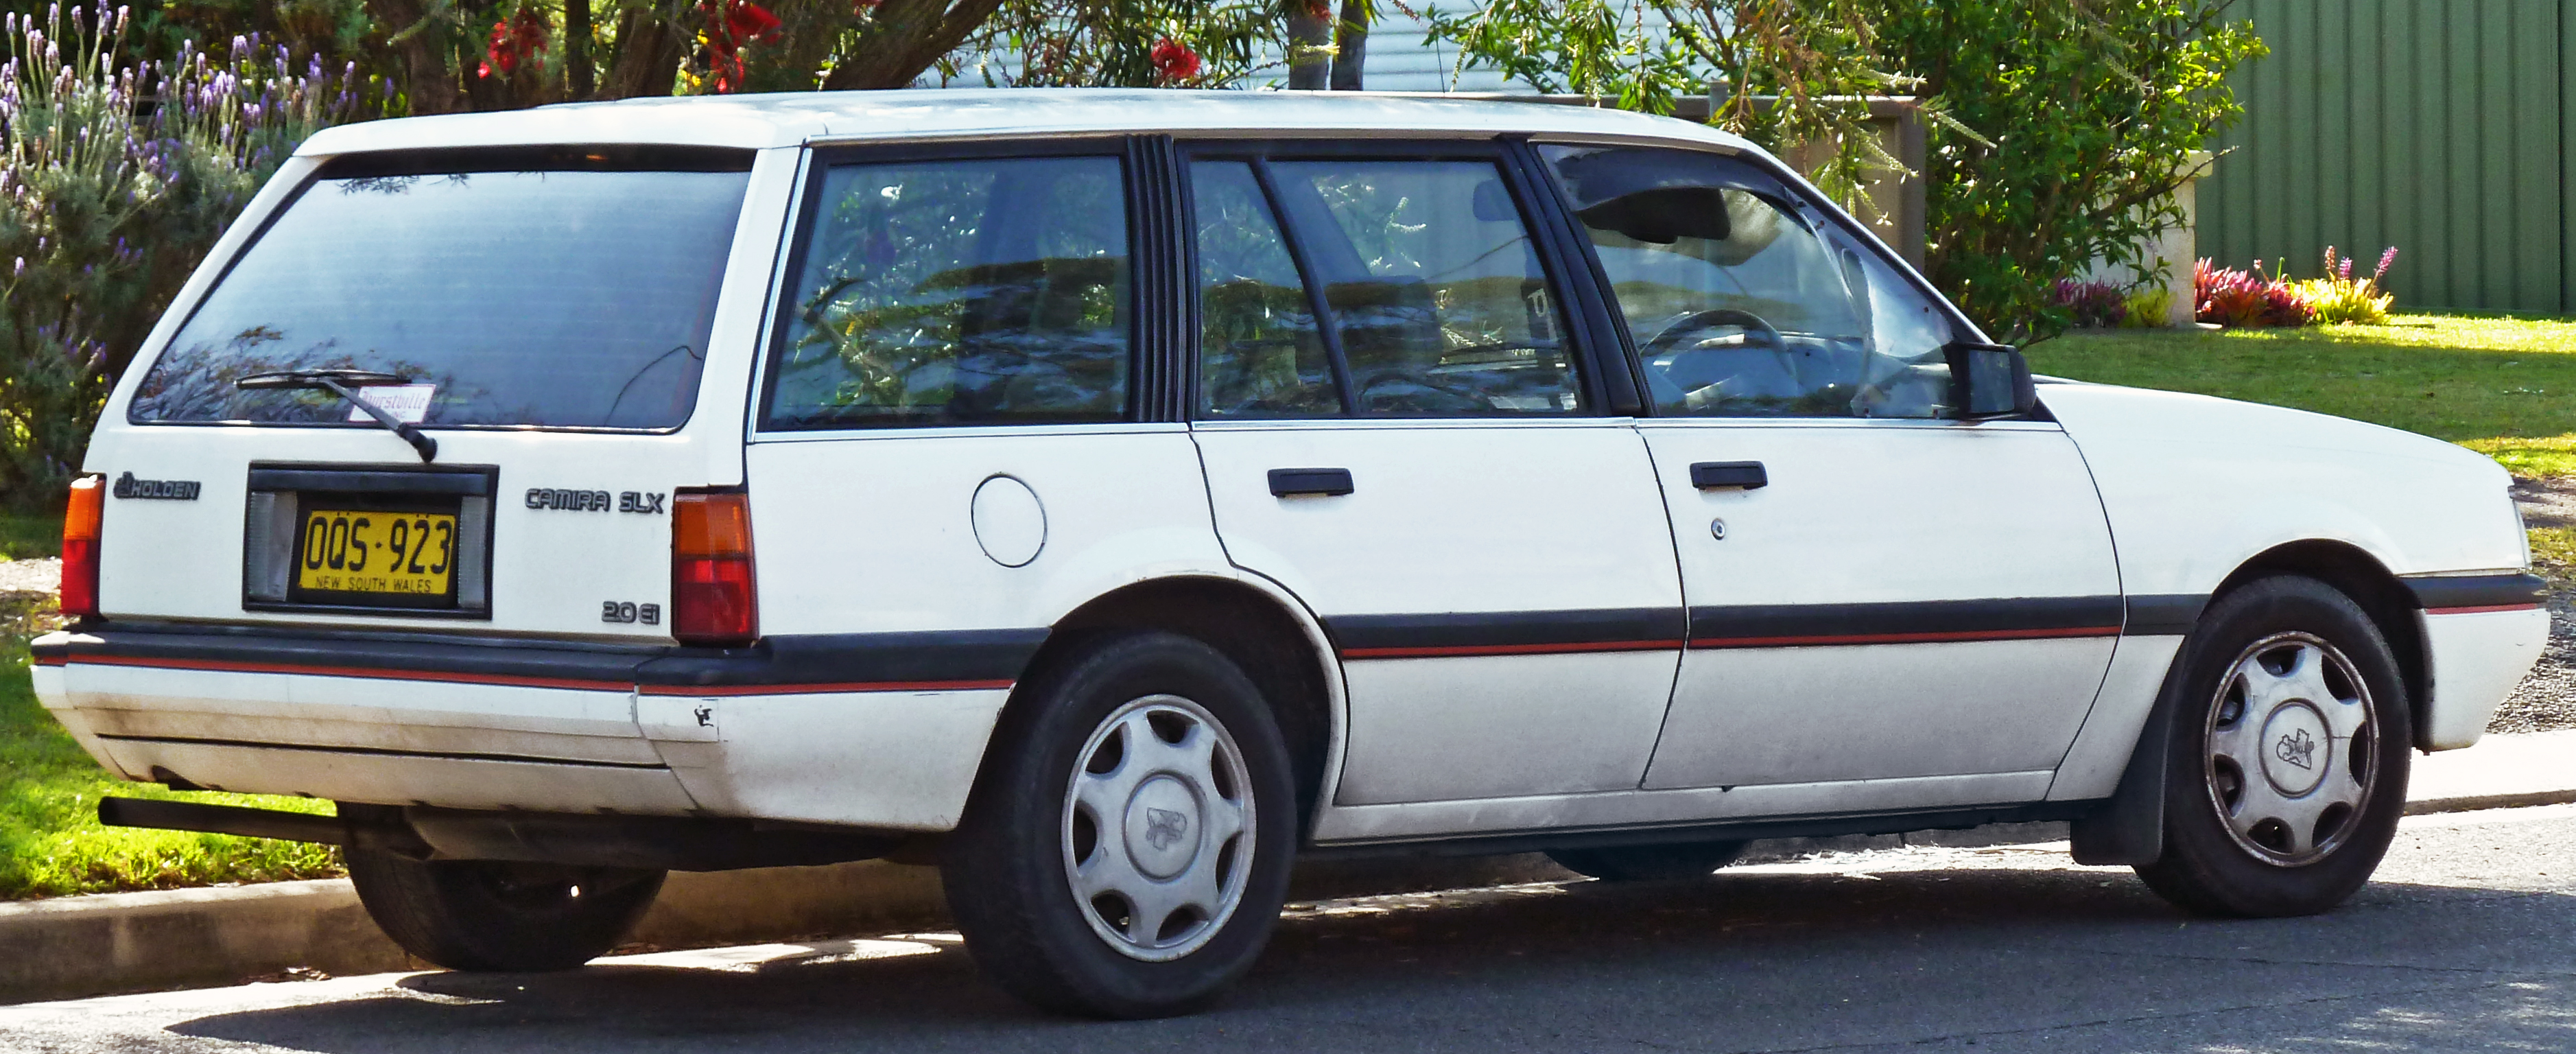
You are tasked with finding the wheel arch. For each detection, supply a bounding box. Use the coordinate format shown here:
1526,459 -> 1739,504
2206,539 -> 2429,747
1010,574 -> 1344,842
2073,537 -> 2428,867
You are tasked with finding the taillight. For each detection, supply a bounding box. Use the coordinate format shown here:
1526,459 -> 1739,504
60,474 -> 102,618
672,491 -> 755,646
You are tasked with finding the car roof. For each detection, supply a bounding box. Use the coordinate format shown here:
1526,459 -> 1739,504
294,88 -> 1753,158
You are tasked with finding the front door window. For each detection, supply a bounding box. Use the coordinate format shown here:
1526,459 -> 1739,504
1541,144 -> 1952,419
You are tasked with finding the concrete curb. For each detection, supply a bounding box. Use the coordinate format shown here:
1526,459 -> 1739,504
5,781 -> 2568,1006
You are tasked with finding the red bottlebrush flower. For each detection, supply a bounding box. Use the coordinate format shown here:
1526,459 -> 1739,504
1150,37 -> 1201,84
700,0 -> 781,93
726,0 -> 781,42
482,8 -> 549,78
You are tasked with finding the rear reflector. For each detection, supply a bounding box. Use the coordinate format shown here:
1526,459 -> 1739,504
672,491 -> 755,646
61,475 -> 102,617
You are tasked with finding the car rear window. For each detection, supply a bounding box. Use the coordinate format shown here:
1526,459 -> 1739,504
129,147 -> 754,431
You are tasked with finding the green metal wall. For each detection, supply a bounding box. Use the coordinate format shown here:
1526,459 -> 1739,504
2200,0 -> 2567,313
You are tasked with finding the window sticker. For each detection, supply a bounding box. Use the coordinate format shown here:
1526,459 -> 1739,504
346,384 -> 436,424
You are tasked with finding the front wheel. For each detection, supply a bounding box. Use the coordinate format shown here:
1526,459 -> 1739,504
2136,576 -> 2411,917
344,850 -> 664,971
943,631 -> 1297,1018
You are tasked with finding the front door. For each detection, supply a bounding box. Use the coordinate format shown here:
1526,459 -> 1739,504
1537,143 -> 2122,800
1182,148 -> 1683,806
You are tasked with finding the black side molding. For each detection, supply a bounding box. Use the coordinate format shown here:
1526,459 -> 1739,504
2122,594 -> 2209,636
1689,461 -> 1767,490
1268,467 -> 1355,497
2400,572 -> 2547,611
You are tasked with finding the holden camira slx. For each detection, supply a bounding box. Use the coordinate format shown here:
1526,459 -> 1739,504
31,90 -> 2549,1018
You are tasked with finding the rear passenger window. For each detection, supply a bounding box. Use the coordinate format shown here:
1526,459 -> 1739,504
765,156 -> 1131,430
1193,161 -> 1338,418
1267,160 -> 1581,417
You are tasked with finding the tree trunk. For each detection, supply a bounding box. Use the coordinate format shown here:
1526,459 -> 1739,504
367,0 -> 464,114
1329,0 -> 1366,91
600,8 -> 688,100
820,0 -> 1009,91
1286,2 -> 1330,90
565,0 -> 595,99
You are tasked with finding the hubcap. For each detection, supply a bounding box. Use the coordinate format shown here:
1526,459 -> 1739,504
1061,695 -> 1254,961
2203,632 -> 2377,866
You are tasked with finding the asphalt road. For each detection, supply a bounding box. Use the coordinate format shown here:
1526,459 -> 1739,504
8,805 -> 2576,1054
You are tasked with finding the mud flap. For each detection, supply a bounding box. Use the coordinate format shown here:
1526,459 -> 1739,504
2068,657 -> 2182,867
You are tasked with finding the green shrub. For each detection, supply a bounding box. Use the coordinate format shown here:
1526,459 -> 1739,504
1868,1 -> 2267,342
2293,246 -> 2398,325
2118,285 -> 2174,327
0,5 -> 358,511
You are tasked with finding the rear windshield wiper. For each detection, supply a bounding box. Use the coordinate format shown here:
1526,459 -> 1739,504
235,368 -> 438,462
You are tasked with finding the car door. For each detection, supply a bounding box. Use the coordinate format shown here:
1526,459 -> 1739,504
1182,145 -> 1683,806
1537,143 -> 2122,799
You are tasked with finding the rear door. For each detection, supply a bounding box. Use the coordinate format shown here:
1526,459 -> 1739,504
1537,143 -> 2122,801
731,140 -> 1229,825
1182,144 -> 1683,807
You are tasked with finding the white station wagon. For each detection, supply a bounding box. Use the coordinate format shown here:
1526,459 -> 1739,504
32,90 -> 2549,1018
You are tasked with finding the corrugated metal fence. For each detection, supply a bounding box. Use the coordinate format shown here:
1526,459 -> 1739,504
2201,0 -> 2568,313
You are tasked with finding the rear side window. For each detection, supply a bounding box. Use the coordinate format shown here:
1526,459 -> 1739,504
764,155 -> 1132,430
1268,160 -> 1581,417
131,149 -> 753,430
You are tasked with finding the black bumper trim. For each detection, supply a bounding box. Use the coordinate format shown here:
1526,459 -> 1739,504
2400,572 -> 2549,611
35,624 -> 1052,695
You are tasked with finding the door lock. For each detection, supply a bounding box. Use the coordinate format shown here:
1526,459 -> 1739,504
1710,517 -> 1727,541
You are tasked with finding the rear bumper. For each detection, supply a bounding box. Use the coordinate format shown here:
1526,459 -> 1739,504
32,624 -> 1037,830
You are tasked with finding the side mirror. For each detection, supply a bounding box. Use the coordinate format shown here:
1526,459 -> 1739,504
1946,342 -> 2036,419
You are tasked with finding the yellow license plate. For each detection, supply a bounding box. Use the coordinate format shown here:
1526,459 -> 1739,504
297,510 -> 457,597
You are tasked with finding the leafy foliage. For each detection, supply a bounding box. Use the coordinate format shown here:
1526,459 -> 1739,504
1869,1 -> 2266,342
1417,0 -> 1902,200
958,0 -> 1273,87
2052,277 -> 2129,327
0,5 -> 361,510
2292,245 -> 2398,325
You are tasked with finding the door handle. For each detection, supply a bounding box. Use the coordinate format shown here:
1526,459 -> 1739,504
1268,467 -> 1354,497
1690,461 -> 1767,490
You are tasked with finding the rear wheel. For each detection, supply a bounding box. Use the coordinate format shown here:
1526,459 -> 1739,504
1547,840 -> 1748,881
2136,576 -> 2411,917
344,850 -> 664,971
944,631 -> 1297,1019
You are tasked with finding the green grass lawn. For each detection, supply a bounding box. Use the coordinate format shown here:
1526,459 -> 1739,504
1,594 -> 340,899
0,511 -> 60,561
2029,313 -> 2576,475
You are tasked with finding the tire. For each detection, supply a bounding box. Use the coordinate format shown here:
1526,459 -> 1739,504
344,849 -> 665,971
1547,840 -> 1749,881
943,631 -> 1297,1019
2134,576 -> 2411,917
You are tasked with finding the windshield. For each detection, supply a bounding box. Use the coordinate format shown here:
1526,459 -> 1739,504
130,150 -> 753,431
